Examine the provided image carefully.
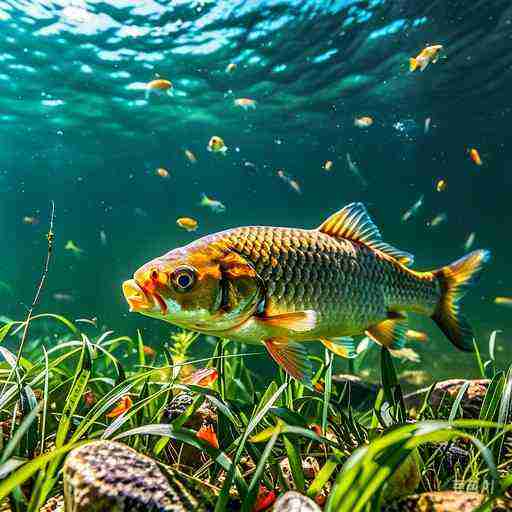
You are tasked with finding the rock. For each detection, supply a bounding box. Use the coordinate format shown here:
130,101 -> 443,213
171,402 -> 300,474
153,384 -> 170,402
383,448 -> 421,501
63,440 -> 212,511
384,491 -> 512,511
272,491 -> 321,512
332,374 -> 379,409
404,379 -> 490,418
39,495 -> 64,512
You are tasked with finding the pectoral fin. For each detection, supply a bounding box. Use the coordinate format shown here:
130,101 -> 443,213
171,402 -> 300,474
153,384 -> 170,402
319,337 -> 357,358
256,310 -> 317,332
365,315 -> 408,349
264,338 -> 312,385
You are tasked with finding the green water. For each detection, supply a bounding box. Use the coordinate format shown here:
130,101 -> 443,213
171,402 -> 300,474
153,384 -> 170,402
2,0 -> 511,381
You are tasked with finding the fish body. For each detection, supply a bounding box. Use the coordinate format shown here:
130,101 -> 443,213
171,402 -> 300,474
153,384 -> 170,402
123,203 -> 490,384
65,240 -> 83,254
145,79 -> 172,99
199,194 -> 225,213
354,116 -> 373,128
234,98 -> 257,110
177,217 -> 198,232
207,136 -> 227,154
410,45 -> 443,72
469,148 -> 482,166
464,232 -> 476,251
401,195 -> 424,222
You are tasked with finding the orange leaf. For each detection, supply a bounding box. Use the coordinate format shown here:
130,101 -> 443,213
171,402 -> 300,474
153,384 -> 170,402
106,395 -> 133,418
196,424 -> 219,449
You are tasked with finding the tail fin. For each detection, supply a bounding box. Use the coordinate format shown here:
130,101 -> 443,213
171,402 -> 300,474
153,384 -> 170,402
432,250 -> 491,351
409,57 -> 418,72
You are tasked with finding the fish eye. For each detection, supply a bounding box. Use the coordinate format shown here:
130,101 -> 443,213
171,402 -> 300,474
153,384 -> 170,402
150,269 -> 159,281
172,266 -> 196,292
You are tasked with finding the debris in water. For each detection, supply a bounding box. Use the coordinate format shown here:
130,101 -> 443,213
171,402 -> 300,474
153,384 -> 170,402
100,230 -> 107,246
23,216 -> 39,225
428,212 -> 447,228
424,117 -> 431,134
184,149 -> 197,163
464,232 -> 476,251
52,292 -> 74,302
401,195 -> 424,222
277,169 -> 302,195
65,240 -> 83,255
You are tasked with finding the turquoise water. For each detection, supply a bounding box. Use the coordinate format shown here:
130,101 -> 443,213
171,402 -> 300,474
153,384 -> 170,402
2,0 -> 511,380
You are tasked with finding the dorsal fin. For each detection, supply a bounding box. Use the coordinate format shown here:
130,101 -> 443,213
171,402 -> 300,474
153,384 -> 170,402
317,202 -> 414,266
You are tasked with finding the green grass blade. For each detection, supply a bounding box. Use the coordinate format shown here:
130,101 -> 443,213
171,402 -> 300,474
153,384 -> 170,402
448,381 -> 470,421
307,456 -> 339,498
283,434 -> 305,492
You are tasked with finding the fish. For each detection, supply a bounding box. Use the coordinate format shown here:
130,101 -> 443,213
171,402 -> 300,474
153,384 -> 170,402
436,179 -> 447,192
145,78 -> 172,99
196,424 -> 219,449
354,116 -> 373,128
23,216 -> 39,225
199,194 -> 226,213
405,329 -> 428,342
495,297 -> 512,307
181,367 -> 218,387
184,149 -> 197,164
122,202 -> 491,385
424,117 -> 431,134
464,232 -> 476,251
106,395 -> 133,418
277,170 -> 302,195
469,148 -> 483,166
177,217 -> 198,232
207,136 -> 228,154
225,62 -> 237,73
323,160 -> 333,171
409,45 -> 443,72
428,213 -> 447,228
52,292 -> 75,302
143,345 -> 156,358
156,167 -> 170,178
401,195 -> 424,222
65,240 -> 83,254
346,153 -> 367,188
234,98 -> 257,110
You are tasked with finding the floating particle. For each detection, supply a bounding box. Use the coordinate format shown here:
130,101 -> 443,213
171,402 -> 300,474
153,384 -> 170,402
409,44 -> 443,72
424,117 -> 431,134
225,62 -> 237,73
428,212 -> 447,228
52,292 -> 74,302
23,216 -> 39,225
176,217 -> 198,231
464,232 -> 476,251
65,240 -> 83,254
277,169 -> 301,195
184,149 -> 197,163
346,153 -> 367,188
354,116 -> 373,128
401,195 -> 424,222
100,230 -> 107,246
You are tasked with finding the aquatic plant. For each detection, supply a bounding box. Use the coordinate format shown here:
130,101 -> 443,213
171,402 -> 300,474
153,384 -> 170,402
0,311 -> 511,511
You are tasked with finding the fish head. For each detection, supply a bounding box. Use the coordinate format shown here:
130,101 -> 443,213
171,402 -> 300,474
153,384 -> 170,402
122,238 -> 264,332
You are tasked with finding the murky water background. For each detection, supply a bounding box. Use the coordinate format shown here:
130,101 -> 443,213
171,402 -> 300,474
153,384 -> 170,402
2,0 -> 512,380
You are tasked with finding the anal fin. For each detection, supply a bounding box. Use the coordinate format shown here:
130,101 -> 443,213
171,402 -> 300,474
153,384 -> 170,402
264,338 -> 312,385
319,337 -> 357,358
256,310 -> 316,332
365,315 -> 408,349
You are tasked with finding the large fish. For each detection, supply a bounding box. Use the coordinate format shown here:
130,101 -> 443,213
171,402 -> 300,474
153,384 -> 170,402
122,203 -> 490,384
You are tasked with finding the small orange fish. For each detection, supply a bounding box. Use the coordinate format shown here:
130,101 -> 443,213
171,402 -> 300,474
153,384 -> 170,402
495,297 -> 512,307
23,216 -> 39,225
196,424 -> 219,449
314,381 -> 324,392
106,395 -> 133,418
184,149 -> 197,164
436,179 -> 447,192
143,345 -> 156,358
469,148 -> 482,166
83,389 -> 96,407
182,367 -> 218,387
234,98 -> 257,110
253,484 -> 277,512
324,160 -> 333,171
405,329 -> 428,342
354,116 -> 373,128
176,217 -> 198,232
156,167 -> 170,178
147,78 -> 172,91
410,45 -> 443,72
309,424 -> 322,436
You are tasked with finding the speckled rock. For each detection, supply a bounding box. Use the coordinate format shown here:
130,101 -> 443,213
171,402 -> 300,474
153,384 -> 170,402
272,491 -> 321,512
385,491 -> 512,511
63,440 -> 212,511
39,495 -> 64,512
279,456 -> 320,490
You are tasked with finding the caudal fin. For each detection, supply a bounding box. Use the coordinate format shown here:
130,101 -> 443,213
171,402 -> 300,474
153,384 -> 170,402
432,249 -> 491,351
409,57 -> 418,72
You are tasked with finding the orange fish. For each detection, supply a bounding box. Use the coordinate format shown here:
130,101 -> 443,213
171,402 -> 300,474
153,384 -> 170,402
106,395 -> 133,418
354,116 -> 373,128
182,367 -> 218,387
469,148 -> 482,166
405,329 -> 428,342
143,345 -> 156,357
207,136 -> 228,154
145,79 -> 172,99
176,217 -> 198,232
156,167 -> 170,178
225,62 -> 237,73
123,202 -> 490,386
234,98 -> 257,110
196,424 -> 219,449
409,45 -> 443,72
253,485 -> 276,512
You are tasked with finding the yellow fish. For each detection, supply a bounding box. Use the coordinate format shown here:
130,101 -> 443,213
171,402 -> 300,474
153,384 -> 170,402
410,45 -> 443,72
122,203 -> 490,385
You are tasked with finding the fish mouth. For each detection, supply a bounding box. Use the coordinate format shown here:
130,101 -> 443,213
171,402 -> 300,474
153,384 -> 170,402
122,279 -> 168,314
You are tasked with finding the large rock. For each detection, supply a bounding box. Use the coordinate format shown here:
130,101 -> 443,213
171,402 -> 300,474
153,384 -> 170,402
272,491 -> 321,512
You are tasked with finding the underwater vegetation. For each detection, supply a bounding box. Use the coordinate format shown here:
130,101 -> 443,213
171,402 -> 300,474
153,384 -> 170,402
0,218 -> 511,511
